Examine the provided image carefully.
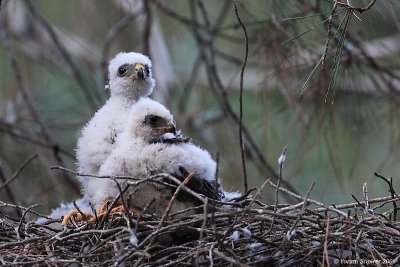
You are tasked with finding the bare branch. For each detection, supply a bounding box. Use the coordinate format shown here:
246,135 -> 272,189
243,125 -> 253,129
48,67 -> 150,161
0,154 -> 38,192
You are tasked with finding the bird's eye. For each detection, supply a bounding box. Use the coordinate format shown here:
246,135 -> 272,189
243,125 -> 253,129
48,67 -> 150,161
144,65 -> 150,76
117,66 -> 127,77
145,115 -> 159,126
149,116 -> 158,125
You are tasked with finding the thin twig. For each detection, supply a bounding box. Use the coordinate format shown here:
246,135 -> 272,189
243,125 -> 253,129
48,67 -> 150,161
233,0 -> 249,192
0,154 -> 38,192
25,0 -> 100,111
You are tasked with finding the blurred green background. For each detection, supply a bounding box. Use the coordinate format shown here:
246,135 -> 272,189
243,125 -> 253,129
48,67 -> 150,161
1,0 -> 400,215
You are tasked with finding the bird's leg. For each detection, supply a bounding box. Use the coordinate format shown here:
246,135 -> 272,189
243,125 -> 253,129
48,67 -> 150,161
62,210 -> 93,225
88,201 -> 137,224
62,201 -> 142,225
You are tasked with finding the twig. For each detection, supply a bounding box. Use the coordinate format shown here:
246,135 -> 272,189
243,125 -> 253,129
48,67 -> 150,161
337,0 -> 378,13
143,0 -> 152,56
322,216 -> 331,267
322,0 -> 338,69
0,123 -> 74,159
0,2 -> 78,193
144,172 -> 194,248
24,0 -> 100,111
374,172 -> 399,221
287,182 -> 315,236
233,0 -> 249,192
363,182 -> 373,216
188,0 -> 298,199
102,13 -> 138,84
267,179 -> 348,217
0,164 -> 20,216
0,154 -> 38,192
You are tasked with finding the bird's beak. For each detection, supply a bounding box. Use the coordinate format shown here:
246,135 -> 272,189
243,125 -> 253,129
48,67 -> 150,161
134,63 -> 146,79
166,120 -> 176,135
156,120 -> 176,135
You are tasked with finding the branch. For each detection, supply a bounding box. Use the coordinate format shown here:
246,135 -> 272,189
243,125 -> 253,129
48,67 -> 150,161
337,0 -> 378,13
233,1 -> 249,192
0,154 -> 38,192
24,0 -> 100,112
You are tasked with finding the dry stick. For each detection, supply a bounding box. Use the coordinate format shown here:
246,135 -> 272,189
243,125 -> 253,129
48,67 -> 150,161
154,0 -> 297,198
51,165 -> 139,181
322,0 -> 338,69
269,148 -> 286,232
152,0 -> 243,45
213,249 -> 246,267
195,197 -> 208,267
24,0 -> 100,111
337,0 -> 378,13
102,13 -> 138,84
0,5 -> 52,146
0,4 -> 78,193
199,197 -> 209,242
144,172 -> 195,248
242,179 -> 270,216
143,0 -> 152,56
362,182 -> 373,216
0,123 -> 74,158
322,216 -> 331,267
134,198 -> 155,233
0,201 -> 47,219
287,182 -> 315,237
113,179 -> 133,230
0,154 -> 38,192
266,179 -> 348,217
233,0 -> 249,192
316,195 -> 400,212
0,164 -> 20,217
98,184 -> 131,229
53,165 -> 210,209
375,172 -> 399,221
190,0 -> 298,200
16,204 -> 41,239
209,243 -> 215,267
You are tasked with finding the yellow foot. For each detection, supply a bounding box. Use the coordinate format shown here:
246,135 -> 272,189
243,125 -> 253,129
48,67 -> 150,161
62,202 -> 141,225
62,210 -> 93,225
88,202 -> 127,224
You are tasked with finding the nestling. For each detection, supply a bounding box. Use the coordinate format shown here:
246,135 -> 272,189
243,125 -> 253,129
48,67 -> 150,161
76,52 -> 155,191
92,98 -> 223,218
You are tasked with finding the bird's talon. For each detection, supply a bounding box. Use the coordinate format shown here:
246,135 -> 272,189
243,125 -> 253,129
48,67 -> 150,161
62,210 -> 93,225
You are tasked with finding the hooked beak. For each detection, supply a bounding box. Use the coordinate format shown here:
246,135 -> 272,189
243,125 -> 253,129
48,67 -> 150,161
134,63 -> 146,79
156,120 -> 176,135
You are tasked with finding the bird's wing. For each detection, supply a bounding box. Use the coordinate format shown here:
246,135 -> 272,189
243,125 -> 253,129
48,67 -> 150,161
173,166 -> 223,201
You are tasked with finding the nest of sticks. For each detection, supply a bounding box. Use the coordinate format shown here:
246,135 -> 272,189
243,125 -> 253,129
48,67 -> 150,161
1,172 -> 400,266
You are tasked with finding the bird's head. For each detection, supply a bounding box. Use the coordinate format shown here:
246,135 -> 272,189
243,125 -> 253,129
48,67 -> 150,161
127,98 -> 176,143
108,52 -> 156,101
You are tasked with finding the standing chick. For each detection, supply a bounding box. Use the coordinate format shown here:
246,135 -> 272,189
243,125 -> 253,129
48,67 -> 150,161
76,52 -> 155,192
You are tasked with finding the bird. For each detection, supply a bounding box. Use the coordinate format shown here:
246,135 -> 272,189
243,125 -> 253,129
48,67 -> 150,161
76,52 -> 155,194
88,97 -> 223,219
36,198 -> 92,229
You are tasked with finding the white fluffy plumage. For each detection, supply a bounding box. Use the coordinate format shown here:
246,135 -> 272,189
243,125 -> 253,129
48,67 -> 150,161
84,97 -> 175,209
77,52 -> 155,195
90,98 -> 222,217
36,198 -> 91,226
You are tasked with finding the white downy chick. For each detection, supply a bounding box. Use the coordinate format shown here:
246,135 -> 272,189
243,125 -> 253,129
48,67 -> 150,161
77,52 -> 155,195
93,98 -> 222,218
86,97 -> 176,210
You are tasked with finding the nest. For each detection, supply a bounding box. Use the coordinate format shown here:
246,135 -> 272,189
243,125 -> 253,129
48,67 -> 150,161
1,174 -> 400,266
